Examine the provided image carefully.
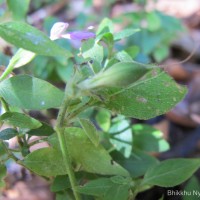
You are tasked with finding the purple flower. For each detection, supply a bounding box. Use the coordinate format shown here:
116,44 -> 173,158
62,31 -> 95,40
50,22 -> 95,41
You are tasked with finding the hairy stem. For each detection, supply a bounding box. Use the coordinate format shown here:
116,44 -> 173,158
55,84 -> 81,200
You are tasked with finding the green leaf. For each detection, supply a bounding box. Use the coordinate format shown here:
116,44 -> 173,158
114,28 -> 140,41
76,176 -> 130,200
109,119 -> 132,158
95,109 -> 111,132
105,68 -> 187,119
125,46 -> 139,58
23,148 -> 67,177
101,32 -> 114,48
56,59 -> 74,82
0,48 -> 36,87
78,118 -> 99,147
79,62 -> 150,89
110,175 -> 131,185
55,191 -> 71,200
64,128 -> 129,176
115,51 -> 133,62
0,22 -> 72,57
0,112 -> 42,129
7,48 -> 36,69
50,175 -> 71,192
27,122 -> 54,136
146,11 -> 161,31
7,0 -> 30,21
0,164 -> 6,188
153,45 -> 169,62
142,159 -> 200,187
132,124 -> 170,152
183,176 -> 200,200
96,18 -> 114,35
76,178 -> 114,196
0,128 -> 18,140
0,75 -> 64,110
48,127 -> 129,177
24,128 -> 129,177
103,184 -> 129,200
81,39 -> 103,64
114,149 -> 159,178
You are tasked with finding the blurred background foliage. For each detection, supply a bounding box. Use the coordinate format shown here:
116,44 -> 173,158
0,0 -> 184,82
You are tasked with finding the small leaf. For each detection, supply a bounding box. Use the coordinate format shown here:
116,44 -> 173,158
96,18 -> 114,35
0,48 -> 36,89
0,128 -> 18,140
115,51 -> 133,62
142,159 -> 200,187
23,148 -> 67,177
0,112 -> 42,129
56,191 -> 75,200
105,68 -> 187,119
27,122 -> 54,136
78,118 -> 99,146
101,32 -> 114,48
81,39 -> 103,64
7,48 -> 36,69
76,176 -> 131,200
103,184 -> 129,200
146,11 -> 161,31
110,176 -> 131,185
76,178 -> 113,196
114,28 -> 140,41
50,175 -> 71,192
0,22 -> 72,57
0,75 -> 64,110
114,149 -> 159,178
95,109 -> 111,132
7,0 -> 30,21
132,124 -> 170,152
125,46 -> 139,58
153,45 -> 169,62
109,119 -> 132,158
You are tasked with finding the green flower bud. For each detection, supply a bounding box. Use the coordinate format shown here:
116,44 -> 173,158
78,62 -> 151,90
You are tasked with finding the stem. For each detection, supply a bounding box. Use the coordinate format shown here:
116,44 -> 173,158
55,127 -> 80,200
55,84 -> 81,200
66,99 -> 96,124
107,44 -> 113,59
0,97 -> 9,112
131,189 -> 138,200
0,97 -> 26,155
0,66 -> 13,82
2,142 -> 19,162
28,137 -> 49,147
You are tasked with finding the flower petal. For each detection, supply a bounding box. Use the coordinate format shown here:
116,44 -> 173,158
50,22 -> 69,40
65,31 -> 95,41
